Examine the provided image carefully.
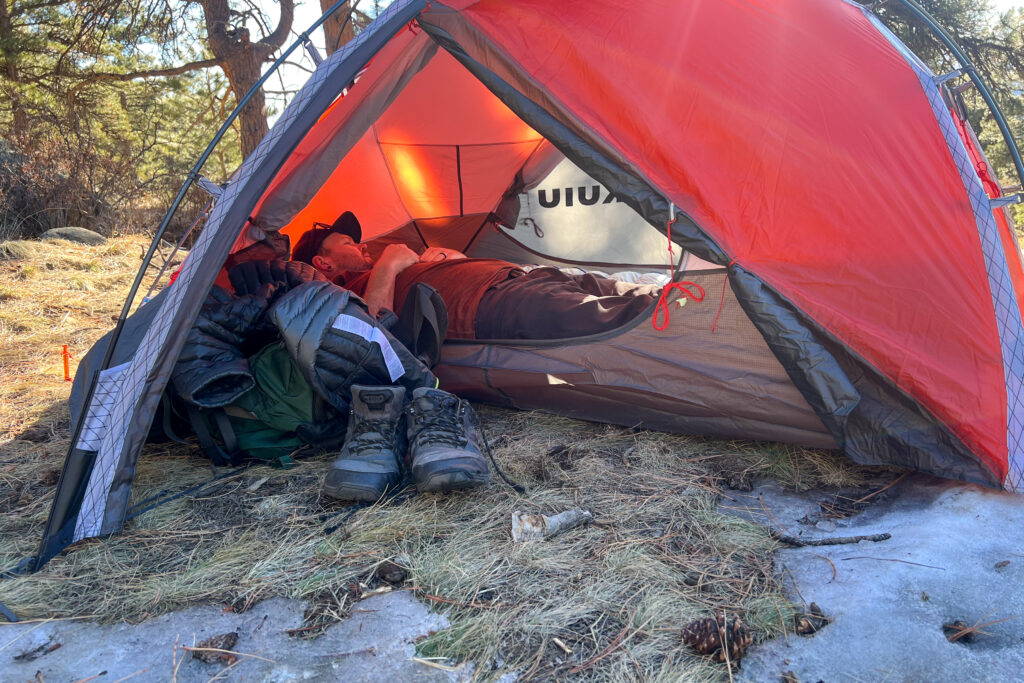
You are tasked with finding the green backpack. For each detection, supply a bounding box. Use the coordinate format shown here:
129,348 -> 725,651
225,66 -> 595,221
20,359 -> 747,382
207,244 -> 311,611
185,283 -> 446,468
189,341 -> 332,468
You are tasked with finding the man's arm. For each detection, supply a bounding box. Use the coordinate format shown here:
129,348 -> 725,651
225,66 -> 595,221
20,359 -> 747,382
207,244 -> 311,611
362,244 -> 419,316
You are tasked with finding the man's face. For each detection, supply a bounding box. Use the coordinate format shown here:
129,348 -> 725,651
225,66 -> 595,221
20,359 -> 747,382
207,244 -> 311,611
313,232 -> 373,276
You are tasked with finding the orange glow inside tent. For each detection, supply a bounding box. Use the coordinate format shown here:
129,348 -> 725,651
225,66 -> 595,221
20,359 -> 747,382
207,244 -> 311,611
275,47 -> 551,247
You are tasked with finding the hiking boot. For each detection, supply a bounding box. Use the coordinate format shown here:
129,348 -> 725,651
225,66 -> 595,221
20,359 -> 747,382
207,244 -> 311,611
406,387 -> 490,493
323,385 -> 406,501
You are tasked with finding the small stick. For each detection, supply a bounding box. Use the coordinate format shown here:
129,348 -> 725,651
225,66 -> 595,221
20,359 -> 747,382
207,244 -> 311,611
112,669 -> 150,683
552,637 -> 573,655
521,639 -> 546,680
284,624 -> 327,636
314,647 -> 376,658
71,674 -> 107,683
412,657 -> 461,672
416,591 -> 502,609
851,471 -> 911,505
770,529 -> 891,547
809,553 -> 838,581
569,622 -> 630,674
841,556 -> 945,570
569,615 -> 651,674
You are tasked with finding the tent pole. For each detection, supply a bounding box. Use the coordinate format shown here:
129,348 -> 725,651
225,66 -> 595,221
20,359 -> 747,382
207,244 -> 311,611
891,0 -> 1024,195
96,0 -> 361,375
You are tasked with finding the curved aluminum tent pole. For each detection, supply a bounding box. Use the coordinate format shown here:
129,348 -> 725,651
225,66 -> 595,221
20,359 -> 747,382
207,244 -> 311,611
892,0 -> 1024,197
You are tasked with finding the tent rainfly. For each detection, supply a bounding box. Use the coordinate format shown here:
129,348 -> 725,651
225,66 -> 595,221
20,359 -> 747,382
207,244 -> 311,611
33,0 -> 1024,570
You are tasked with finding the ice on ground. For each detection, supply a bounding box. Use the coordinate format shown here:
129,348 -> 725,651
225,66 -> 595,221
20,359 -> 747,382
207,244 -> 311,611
726,474 -> 1024,682
2,591 -> 451,682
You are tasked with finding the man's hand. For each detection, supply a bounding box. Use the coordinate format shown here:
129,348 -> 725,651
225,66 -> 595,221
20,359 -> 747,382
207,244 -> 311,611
362,244 -> 418,317
377,243 -> 420,274
420,247 -> 467,262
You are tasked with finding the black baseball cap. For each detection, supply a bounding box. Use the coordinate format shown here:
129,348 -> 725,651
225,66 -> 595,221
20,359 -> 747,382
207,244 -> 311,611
291,211 -> 362,265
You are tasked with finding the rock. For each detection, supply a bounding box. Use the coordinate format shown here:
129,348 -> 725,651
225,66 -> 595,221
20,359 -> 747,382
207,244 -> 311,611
374,560 -> 409,585
40,227 -> 106,245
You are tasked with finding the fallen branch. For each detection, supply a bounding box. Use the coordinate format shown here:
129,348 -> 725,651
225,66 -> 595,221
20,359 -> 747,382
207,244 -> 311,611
770,529 -> 891,547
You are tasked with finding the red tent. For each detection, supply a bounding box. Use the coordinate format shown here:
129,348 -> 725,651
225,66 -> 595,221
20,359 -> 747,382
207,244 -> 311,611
44,0 -> 1024,571
249,0 -> 1023,489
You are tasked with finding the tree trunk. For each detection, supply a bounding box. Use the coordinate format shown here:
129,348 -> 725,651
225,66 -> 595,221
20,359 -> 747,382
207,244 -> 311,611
320,0 -> 355,54
200,0 -> 294,158
219,44 -> 270,159
0,0 -> 29,140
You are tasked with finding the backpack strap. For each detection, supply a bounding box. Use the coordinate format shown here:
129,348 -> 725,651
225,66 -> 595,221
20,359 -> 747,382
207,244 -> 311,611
185,405 -> 245,467
391,283 -> 449,368
159,393 -> 191,444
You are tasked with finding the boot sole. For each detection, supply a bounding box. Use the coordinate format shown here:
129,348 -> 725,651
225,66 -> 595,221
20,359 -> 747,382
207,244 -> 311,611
323,470 -> 400,502
413,457 -> 490,493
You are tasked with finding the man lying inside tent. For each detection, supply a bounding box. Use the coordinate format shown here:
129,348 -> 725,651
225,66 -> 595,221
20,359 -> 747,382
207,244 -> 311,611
287,212 -> 661,340
171,240 -> 491,504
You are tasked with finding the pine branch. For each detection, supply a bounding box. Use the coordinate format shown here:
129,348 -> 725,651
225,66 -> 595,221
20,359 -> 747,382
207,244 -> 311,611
76,58 -> 222,85
257,0 -> 294,53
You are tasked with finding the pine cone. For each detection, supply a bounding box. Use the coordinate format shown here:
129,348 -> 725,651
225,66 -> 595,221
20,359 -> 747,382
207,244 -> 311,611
192,631 -> 239,664
795,602 -> 831,636
681,611 -> 753,664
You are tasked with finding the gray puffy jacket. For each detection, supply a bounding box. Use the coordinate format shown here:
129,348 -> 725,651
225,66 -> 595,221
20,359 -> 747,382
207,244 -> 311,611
171,261 -> 437,412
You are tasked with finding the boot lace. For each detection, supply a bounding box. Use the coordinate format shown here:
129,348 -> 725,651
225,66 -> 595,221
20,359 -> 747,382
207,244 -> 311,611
411,401 -> 466,448
348,417 -> 397,454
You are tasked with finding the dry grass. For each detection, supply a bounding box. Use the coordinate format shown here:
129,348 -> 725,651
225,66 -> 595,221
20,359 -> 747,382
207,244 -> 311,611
0,236 -> 883,680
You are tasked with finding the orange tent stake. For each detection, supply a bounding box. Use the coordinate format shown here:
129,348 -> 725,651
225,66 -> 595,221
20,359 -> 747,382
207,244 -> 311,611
62,345 -> 72,382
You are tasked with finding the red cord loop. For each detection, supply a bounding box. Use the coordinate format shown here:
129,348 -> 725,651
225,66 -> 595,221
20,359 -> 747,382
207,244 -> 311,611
652,281 -> 705,331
